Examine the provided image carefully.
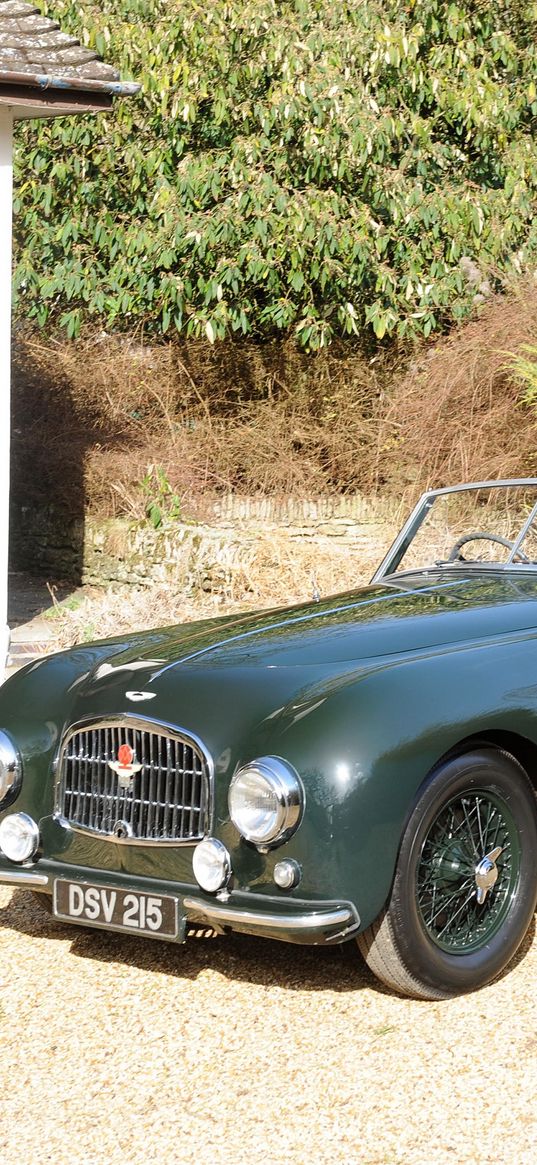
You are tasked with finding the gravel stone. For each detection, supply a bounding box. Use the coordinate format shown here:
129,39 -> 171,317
0,887 -> 534,1163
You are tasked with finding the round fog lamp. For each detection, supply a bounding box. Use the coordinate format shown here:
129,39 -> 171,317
274,859 -> 301,890
0,731 -> 21,804
193,837 -> 231,893
0,813 -> 39,863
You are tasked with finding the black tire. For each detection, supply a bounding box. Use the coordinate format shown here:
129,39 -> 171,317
357,748 -> 537,1000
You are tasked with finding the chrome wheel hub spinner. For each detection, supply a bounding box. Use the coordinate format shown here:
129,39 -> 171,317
474,846 -> 503,905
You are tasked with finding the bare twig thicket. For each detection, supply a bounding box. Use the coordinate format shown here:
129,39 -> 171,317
10,279 -> 537,525
10,331 -> 392,518
378,279 -> 537,496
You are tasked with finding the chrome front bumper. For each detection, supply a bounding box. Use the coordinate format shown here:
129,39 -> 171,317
0,864 -> 361,946
0,868 -> 50,886
184,893 -> 361,945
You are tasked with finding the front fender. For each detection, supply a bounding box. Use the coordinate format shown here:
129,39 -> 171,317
262,632 -> 537,929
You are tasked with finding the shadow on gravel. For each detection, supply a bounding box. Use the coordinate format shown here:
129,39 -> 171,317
2,889 -> 376,993
2,890 -> 535,999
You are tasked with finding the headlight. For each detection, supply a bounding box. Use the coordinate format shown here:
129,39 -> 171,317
192,837 -> 231,893
0,731 -> 21,805
229,757 -> 303,847
0,813 -> 39,862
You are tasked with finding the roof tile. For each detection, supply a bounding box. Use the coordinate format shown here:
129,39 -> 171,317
0,0 -> 120,84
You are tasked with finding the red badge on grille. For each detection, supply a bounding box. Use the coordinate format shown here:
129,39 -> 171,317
108,742 -> 142,787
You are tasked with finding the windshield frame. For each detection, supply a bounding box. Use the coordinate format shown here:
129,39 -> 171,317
372,479 -> 537,583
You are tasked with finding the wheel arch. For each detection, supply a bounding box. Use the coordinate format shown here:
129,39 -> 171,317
371,728 -> 537,931
357,744 -> 537,999
388,729 -> 537,873
434,729 -> 537,792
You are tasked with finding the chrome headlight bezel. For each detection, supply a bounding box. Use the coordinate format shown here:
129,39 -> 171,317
0,731 -> 22,807
228,756 -> 304,848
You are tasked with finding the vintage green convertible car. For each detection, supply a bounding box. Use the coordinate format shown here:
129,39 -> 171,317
1,480 -> 537,999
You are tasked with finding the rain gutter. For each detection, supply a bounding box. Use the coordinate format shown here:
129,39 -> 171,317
0,69 -> 140,96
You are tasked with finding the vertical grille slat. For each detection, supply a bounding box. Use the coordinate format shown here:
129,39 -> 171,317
194,752 -> 203,836
59,720 -> 210,843
113,725 -> 121,828
146,730 -> 155,839
81,730 -> 89,826
186,745 -> 194,838
90,728 -> 98,830
107,725 -> 114,829
169,739 -> 179,840
156,734 -> 163,839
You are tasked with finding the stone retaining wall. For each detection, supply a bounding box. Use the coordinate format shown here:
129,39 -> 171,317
11,495 -> 400,588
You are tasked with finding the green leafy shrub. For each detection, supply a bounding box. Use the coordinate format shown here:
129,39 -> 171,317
13,1 -> 537,345
506,343 -> 537,406
141,464 -> 183,528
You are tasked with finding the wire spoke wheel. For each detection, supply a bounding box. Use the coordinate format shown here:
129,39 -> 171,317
356,749 -> 537,999
416,790 -> 519,953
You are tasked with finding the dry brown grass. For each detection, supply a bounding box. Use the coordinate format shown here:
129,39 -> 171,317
10,331 -> 394,519
46,523 -> 393,649
379,278 -> 537,498
11,278 -> 537,530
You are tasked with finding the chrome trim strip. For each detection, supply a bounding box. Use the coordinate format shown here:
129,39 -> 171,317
54,714 -> 214,844
183,896 -> 359,932
51,814 -> 201,848
0,869 -> 50,886
418,478 -> 537,496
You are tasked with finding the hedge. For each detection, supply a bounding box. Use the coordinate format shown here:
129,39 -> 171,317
12,1 -> 537,346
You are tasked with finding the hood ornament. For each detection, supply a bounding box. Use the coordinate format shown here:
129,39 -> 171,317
108,743 -> 142,788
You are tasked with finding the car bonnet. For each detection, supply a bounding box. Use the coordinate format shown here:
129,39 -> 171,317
85,572 -> 537,684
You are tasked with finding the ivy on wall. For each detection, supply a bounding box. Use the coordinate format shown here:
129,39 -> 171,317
12,1 -> 537,346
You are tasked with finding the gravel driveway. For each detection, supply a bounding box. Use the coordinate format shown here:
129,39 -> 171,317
0,887 -> 534,1164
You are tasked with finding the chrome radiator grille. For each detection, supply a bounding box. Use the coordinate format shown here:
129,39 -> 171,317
57,720 -> 210,843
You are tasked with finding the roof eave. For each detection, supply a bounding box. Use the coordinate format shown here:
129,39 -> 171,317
0,82 -> 113,116
0,70 -> 139,118
0,68 -> 140,96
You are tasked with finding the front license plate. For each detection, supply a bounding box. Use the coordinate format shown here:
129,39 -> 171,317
53,879 -> 179,939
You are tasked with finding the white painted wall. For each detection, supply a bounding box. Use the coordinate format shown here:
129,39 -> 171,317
0,109 -> 13,677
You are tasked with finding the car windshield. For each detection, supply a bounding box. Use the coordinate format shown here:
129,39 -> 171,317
374,481 -> 537,580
